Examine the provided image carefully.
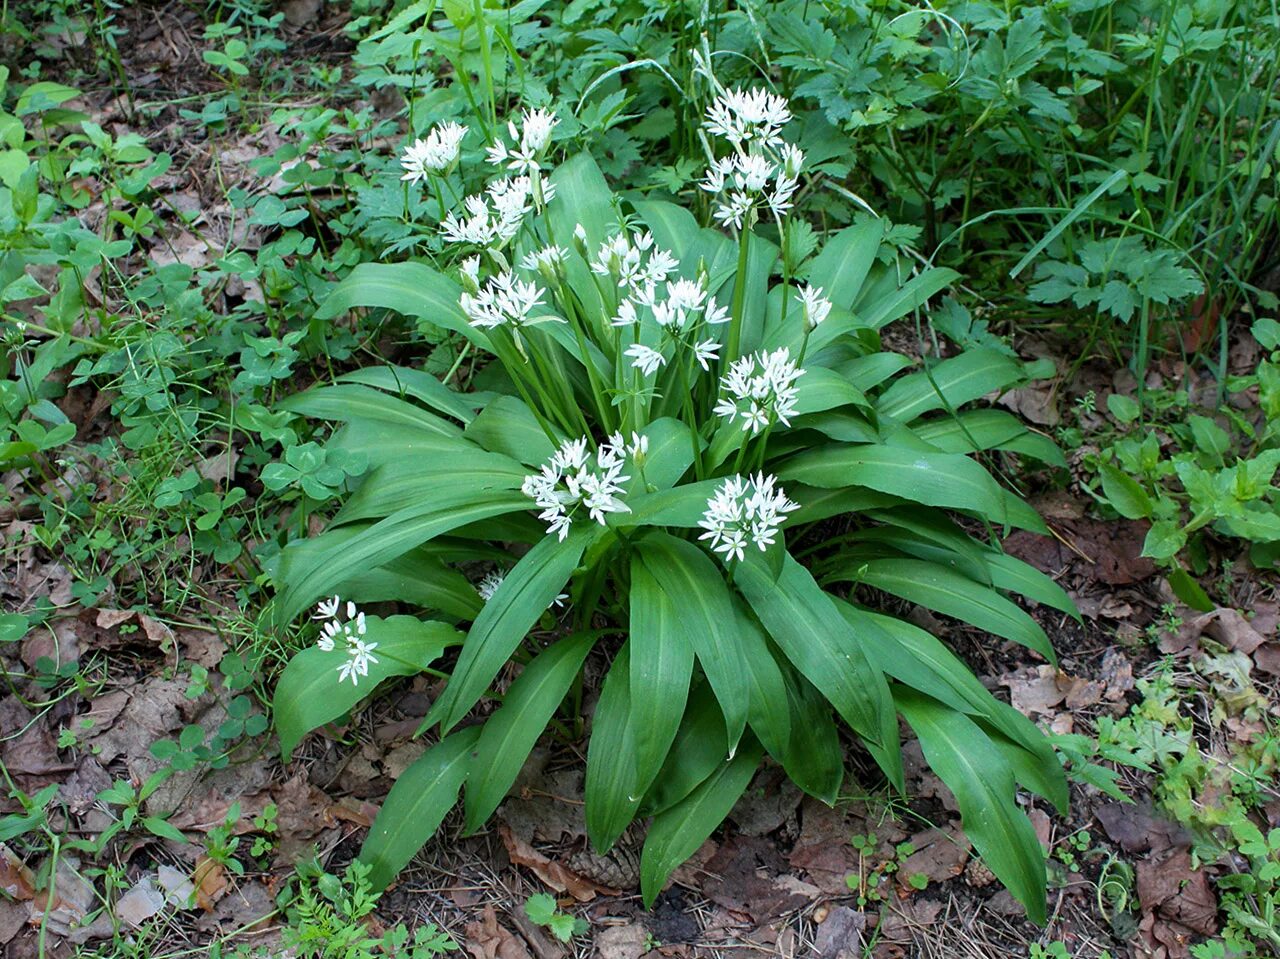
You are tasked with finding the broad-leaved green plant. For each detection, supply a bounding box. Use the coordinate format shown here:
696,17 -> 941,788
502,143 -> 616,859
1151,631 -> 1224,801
270,91 -> 1076,922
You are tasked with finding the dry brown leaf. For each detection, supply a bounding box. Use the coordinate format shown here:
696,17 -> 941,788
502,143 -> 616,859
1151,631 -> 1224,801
498,824 -> 614,901
895,827 -> 970,892
193,856 -> 230,911
1137,849 -> 1218,956
0,844 -> 36,901
464,904 -> 534,959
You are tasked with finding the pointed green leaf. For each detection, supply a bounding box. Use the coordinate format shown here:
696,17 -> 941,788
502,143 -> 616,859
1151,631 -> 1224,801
634,534 -> 748,751
359,728 -> 479,890
877,349 -> 1024,423
640,737 -> 763,907
585,645 -> 641,852
464,632 -> 599,831
274,617 -> 462,760
843,558 -> 1055,662
430,530 -> 593,733
629,558 -> 694,798
735,554 -> 902,790
896,689 -> 1048,924
780,444 -> 1008,524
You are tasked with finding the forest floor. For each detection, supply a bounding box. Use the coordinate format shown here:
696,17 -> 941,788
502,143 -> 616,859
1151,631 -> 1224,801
3,4 -> 1279,959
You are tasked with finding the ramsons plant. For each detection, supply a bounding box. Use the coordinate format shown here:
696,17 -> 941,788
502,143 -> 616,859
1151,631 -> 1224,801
270,90 -> 1077,921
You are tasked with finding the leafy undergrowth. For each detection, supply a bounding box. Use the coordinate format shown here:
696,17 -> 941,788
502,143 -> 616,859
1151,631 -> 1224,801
2,2 -> 1279,959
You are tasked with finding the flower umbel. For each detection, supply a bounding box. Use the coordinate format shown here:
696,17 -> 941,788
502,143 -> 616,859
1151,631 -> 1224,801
522,436 -> 632,540
796,285 -> 832,330
460,271 -> 547,329
310,596 -> 378,686
698,473 -> 799,563
400,121 -> 468,181
478,570 -> 567,608
713,347 -> 805,434
704,88 -> 792,150
486,107 -> 560,174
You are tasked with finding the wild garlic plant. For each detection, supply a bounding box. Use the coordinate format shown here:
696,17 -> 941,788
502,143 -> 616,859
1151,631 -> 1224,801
271,92 -> 1077,922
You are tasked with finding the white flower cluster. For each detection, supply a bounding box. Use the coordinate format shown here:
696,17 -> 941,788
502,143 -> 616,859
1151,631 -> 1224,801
522,437 -> 633,540
460,270 -> 547,329
441,175 -> 551,248
487,107 -> 559,175
400,121 -> 468,182
590,231 -> 679,294
477,570 -> 567,609
701,144 -> 803,230
698,473 -> 799,563
312,596 -> 379,686
713,347 -> 805,434
595,233 -> 729,377
701,89 -> 804,230
704,88 -> 792,149
796,284 -> 832,330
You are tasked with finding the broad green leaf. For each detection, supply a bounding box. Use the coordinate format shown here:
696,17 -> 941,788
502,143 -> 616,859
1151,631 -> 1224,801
789,484 -> 903,523
774,666 -> 844,804
1099,464 -> 1153,519
337,365 -> 478,424
274,488 -> 529,624
466,395 -> 561,466
914,409 -> 1066,468
850,605 -> 1066,811
896,690 -> 1048,924
640,683 -> 730,817
326,420 -> 474,468
984,550 -> 1079,620
585,645 -> 641,851
807,219 -> 883,312
984,710 -> 1070,814
780,444 -> 1008,524
843,558 -> 1055,662
735,554 -> 902,790
280,383 -> 461,437
335,454 -> 527,524
792,367 -> 870,415
317,261 -> 486,346
275,616 -> 462,759
620,479 -> 722,530
833,352 -> 913,392
1142,520 -> 1186,560
429,530 -> 594,733
1167,567 -> 1214,612
464,632 -> 599,831
339,547 -> 482,621
629,558 -> 694,798
640,737 -> 763,907
359,728 -> 479,890
731,598 -> 792,769
877,349 -> 1024,423
635,417 -> 698,490
634,534 -> 749,751
858,267 -> 960,330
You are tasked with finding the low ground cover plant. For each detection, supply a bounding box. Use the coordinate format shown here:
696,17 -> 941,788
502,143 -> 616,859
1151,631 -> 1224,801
271,87 -> 1078,920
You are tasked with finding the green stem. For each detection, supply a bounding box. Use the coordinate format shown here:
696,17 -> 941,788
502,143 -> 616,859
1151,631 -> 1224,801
726,228 -> 751,361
